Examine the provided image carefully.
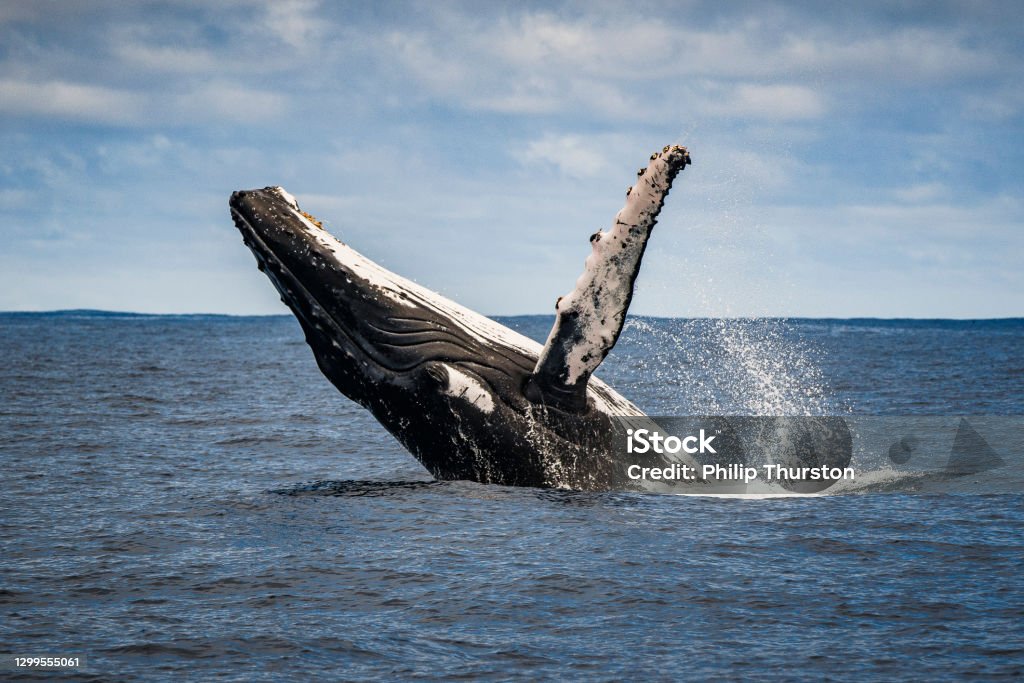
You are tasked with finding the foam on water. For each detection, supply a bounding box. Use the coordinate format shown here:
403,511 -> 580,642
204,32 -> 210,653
668,468 -> 932,499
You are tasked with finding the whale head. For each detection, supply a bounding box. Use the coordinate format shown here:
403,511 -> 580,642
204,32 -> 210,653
229,186 -> 642,488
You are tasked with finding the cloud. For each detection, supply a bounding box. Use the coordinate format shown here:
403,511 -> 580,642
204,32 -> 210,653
963,87 -> 1024,122
0,1 -> 1019,316
112,42 -> 219,74
174,83 -> 290,123
0,79 -> 145,123
378,6 -> 1012,122
0,78 -> 287,126
891,182 -> 947,203
0,189 -> 32,209
1,3 -> 1015,130
513,133 -> 615,178
700,83 -> 826,121
765,193 -> 1023,272
104,4 -> 331,78
261,0 -> 325,50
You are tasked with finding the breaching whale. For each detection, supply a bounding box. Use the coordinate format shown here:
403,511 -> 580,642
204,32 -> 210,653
229,146 -> 691,490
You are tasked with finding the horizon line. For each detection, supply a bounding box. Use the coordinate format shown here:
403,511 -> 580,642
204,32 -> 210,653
2,309 -> 1022,323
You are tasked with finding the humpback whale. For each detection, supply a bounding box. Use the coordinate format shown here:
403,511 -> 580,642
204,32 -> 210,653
229,146 -> 691,490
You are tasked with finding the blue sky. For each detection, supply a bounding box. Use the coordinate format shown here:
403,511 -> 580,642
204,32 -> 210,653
0,0 -> 1021,317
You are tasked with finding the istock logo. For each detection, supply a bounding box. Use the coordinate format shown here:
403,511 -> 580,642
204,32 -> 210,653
626,428 -> 717,455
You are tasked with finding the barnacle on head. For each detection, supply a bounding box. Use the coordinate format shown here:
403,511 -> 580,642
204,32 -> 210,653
300,211 -> 323,229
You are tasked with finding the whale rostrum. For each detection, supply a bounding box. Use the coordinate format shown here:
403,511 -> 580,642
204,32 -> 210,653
229,145 -> 691,490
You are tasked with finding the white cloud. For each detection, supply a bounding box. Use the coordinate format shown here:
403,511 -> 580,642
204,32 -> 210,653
700,83 -> 826,121
2,3 -> 1014,130
891,182 -> 947,203
0,189 -> 32,209
261,0 -> 325,51
963,87 -> 1024,122
513,133 -> 615,178
749,27 -> 1001,83
765,194 -> 1023,268
113,42 -> 219,74
0,78 -> 288,125
175,82 -> 289,123
379,7 -> 1009,122
0,2 -> 1019,317
0,79 -> 145,123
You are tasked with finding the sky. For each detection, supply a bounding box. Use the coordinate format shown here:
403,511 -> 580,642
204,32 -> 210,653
0,0 -> 1021,318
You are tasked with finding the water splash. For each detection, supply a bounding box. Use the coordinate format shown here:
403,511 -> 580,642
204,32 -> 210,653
609,128 -> 850,416
615,317 -> 844,416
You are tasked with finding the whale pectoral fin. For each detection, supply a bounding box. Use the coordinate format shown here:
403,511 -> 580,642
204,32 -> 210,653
526,145 -> 691,412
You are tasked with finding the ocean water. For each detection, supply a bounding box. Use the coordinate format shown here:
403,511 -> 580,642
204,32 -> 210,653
1,312 -> 1022,680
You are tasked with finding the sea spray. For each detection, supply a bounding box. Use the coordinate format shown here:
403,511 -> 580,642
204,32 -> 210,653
614,317 -> 843,416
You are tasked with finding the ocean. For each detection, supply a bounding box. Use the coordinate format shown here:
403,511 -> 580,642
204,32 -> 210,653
1,312 -> 1022,680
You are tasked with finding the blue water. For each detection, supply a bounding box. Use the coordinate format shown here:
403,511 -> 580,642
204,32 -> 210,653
1,312 -> 1022,680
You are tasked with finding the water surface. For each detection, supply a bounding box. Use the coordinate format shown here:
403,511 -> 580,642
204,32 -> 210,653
1,313 -> 1021,680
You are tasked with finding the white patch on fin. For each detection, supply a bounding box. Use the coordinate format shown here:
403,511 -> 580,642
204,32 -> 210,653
442,365 -> 495,413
